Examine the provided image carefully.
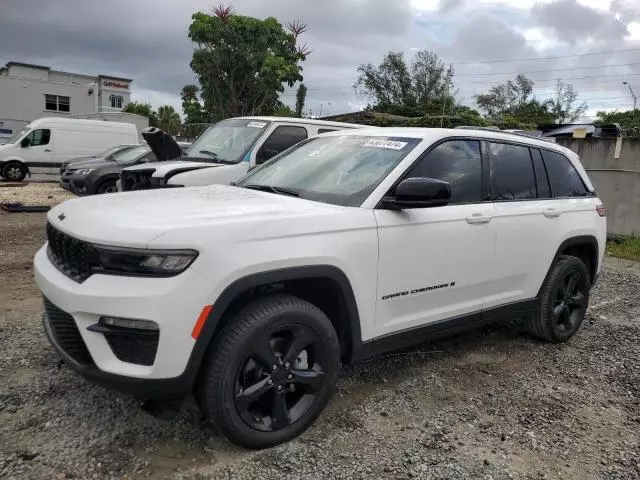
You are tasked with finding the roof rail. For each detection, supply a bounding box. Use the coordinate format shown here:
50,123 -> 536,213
454,125 -> 557,144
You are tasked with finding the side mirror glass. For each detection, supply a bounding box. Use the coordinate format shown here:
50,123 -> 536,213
383,177 -> 451,209
20,138 -> 30,148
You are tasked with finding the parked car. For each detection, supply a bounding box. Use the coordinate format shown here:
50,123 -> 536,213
35,127 -> 605,448
118,116 -> 367,191
60,144 -> 157,195
59,144 -> 139,179
0,118 -> 139,181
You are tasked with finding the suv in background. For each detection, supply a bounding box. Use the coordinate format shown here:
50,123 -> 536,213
118,116 -> 367,191
59,144 -> 139,190
35,127 -> 605,449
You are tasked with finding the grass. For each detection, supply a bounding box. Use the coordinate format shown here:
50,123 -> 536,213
607,236 -> 640,261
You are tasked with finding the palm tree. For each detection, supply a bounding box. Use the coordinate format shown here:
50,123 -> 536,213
156,105 -> 181,135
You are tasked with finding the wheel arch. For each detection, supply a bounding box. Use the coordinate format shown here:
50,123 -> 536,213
538,235 -> 599,296
186,265 -> 362,388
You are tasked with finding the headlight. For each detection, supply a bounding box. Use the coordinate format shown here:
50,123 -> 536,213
92,245 -> 198,277
74,168 -> 96,175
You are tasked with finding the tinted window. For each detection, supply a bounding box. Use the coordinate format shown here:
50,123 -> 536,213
531,149 -> 551,198
405,140 -> 482,203
257,126 -> 308,164
490,143 -> 536,200
27,129 -> 50,146
541,150 -> 589,197
318,128 -> 338,134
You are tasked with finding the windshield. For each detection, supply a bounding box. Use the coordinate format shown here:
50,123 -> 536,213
113,145 -> 151,164
6,127 -> 30,145
186,118 -> 270,163
100,144 -> 134,158
237,135 -> 422,207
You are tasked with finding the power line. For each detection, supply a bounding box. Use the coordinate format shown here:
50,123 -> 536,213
450,47 -> 640,66
454,62 -> 640,78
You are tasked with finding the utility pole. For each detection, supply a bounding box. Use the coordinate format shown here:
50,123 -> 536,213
440,68 -> 453,128
623,81 -> 637,111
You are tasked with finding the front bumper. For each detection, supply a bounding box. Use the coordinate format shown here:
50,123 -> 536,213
34,245 -> 212,399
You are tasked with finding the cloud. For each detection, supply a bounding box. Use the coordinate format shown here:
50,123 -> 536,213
532,0 -> 628,45
0,0 -> 638,117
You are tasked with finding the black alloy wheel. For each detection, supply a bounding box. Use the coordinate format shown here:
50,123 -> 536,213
235,325 -> 328,432
551,269 -> 588,335
196,294 -> 341,448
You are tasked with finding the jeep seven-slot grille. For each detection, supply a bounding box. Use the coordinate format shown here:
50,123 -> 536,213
44,297 -> 93,365
46,223 -> 95,283
121,169 -> 157,191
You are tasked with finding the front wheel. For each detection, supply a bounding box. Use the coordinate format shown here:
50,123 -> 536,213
96,179 -> 117,194
196,294 -> 341,448
524,255 -> 590,343
2,162 -> 27,182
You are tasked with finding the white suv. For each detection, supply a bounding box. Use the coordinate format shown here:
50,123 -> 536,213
34,128 -> 606,448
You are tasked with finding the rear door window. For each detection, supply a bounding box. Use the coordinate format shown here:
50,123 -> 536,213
541,150 -> 590,197
257,126 -> 308,164
489,142 -> 536,200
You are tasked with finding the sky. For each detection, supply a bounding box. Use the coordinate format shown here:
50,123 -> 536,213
1,0 -> 639,120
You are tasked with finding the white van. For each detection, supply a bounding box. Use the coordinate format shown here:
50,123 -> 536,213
0,118 -> 139,181
119,117 -> 368,191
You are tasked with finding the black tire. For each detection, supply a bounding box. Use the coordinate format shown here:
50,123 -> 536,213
96,179 -> 117,194
524,255 -> 590,343
196,294 -> 341,449
2,162 -> 27,182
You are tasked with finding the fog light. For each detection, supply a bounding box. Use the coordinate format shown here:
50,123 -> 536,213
99,316 -> 158,331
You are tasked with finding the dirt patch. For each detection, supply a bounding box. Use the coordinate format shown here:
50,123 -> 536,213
0,182 -> 75,208
0,212 -> 639,479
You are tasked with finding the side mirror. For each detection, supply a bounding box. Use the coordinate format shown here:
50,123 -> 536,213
20,138 -> 30,148
382,177 -> 451,209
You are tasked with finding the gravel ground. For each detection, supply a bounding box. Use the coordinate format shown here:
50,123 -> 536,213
1,210 -> 639,480
0,182 -> 75,207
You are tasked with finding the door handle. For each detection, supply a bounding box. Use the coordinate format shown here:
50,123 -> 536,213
466,213 -> 492,224
543,208 -> 562,218
44,149 -> 52,152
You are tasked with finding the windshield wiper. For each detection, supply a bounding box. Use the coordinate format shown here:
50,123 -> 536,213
241,184 -> 299,197
198,150 -> 218,158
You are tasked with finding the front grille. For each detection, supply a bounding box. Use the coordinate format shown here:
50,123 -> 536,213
121,169 -> 157,192
44,297 -> 93,365
104,330 -> 159,366
46,223 -> 96,283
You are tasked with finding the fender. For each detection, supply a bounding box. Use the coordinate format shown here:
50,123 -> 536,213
181,265 -> 363,387
536,235 -> 599,297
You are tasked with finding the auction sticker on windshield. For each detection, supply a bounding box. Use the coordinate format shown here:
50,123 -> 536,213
363,139 -> 408,150
247,122 -> 267,128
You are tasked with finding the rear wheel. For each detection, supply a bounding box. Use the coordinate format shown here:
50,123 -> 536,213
96,179 -> 117,194
524,255 -> 590,343
196,294 -> 341,448
2,162 -> 27,182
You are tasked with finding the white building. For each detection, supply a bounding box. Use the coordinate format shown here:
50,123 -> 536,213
0,61 -> 146,140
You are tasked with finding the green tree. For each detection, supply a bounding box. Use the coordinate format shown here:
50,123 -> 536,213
295,83 -> 307,117
596,110 -> 640,137
188,5 -> 309,121
123,101 -> 158,127
156,105 -> 181,135
273,103 -> 296,117
546,79 -> 588,123
475,74 -> 534,119
356,50 -> 453,116
181,84 -> 210,138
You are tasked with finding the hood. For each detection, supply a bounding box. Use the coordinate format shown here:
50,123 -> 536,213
141,127 -> 184,162
0,143 -> 14,151
64,157 -> 111,170
122,160 -> 222,176
47,184 -> 342,247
